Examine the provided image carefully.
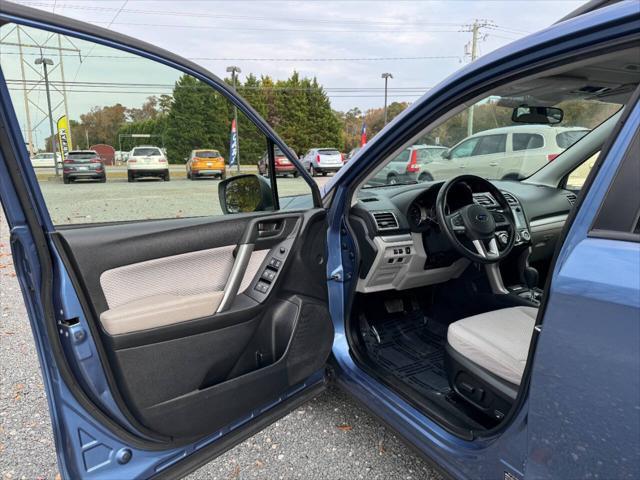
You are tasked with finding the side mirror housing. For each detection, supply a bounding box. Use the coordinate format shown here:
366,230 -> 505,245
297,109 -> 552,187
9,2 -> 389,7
512,105 -> 563,124
218,174 -> 274,214
441,150 -> 451,160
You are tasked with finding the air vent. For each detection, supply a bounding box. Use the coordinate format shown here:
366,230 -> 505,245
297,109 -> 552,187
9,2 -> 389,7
473,193 -> 497,207
566,193 -> 577,206
372,211 -> 399,231
361,197 -> 379,203
577,85 -> 611,95
501,191 -> 518,206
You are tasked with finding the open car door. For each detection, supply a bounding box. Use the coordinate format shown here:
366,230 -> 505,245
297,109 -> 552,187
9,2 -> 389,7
0,4 -> 333,478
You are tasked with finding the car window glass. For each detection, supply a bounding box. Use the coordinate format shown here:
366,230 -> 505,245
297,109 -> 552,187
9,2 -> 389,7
392,150 -> 411,163
0,23 -> 315,224
472,134 -> 506,155
450,138 -> 479,159
131,147 -> 161,156
417,149 -> 446,161
567,151 -> 600,191
318,149 -> 340,155
557,130 -> 589,148
513,133 -> 544,151
193,150 -> 220,158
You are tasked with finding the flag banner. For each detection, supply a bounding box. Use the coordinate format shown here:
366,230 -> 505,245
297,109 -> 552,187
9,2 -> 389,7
360,121 -> 367,147
56,115 -> 72,159
229,118 -> 238,167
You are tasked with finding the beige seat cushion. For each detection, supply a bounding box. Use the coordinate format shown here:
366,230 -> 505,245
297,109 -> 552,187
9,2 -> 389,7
447,306 -> 538,385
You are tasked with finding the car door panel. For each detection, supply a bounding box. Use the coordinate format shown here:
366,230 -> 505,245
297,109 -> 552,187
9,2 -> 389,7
50,209 -> 333,440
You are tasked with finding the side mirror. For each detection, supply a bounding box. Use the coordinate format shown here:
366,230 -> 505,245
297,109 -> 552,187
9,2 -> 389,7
512,105 -> 563,124
441,150 -> 451,160
218,174 -> 274,214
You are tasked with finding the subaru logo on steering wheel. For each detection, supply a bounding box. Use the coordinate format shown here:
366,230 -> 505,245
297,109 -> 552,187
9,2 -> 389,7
476,214 -> 488,221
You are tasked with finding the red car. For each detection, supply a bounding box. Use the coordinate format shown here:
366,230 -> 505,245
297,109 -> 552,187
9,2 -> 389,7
258,147 -> 298,177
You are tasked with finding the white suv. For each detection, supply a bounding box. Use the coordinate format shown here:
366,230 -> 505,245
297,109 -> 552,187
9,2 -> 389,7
424,125 -> 589,181
301,148 -> 343,176
127,146 -> 170,182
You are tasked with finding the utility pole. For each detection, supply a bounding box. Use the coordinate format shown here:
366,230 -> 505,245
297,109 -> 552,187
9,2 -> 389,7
15,27 -> 34,155
463,19 -> 494,136
36,57 -> 60,176
57,34 -> 72,143
1,27 -> 80,156
381,73 -> 393,126
226,65 -> 241,172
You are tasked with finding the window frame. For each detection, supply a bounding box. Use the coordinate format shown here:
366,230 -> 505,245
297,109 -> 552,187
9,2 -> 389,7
589,130 -> 640,242
0,16 -> 321,231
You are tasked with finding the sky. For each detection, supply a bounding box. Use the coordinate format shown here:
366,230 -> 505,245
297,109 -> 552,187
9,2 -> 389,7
1,0 -> 587,149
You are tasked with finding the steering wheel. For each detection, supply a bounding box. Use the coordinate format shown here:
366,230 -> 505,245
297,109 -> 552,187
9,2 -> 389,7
436,175 -> 516,264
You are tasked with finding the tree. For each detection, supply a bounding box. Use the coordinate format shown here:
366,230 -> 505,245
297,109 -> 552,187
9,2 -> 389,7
165,75 -> 230,164
79,104 -> 127,146
126,96 -> 160,122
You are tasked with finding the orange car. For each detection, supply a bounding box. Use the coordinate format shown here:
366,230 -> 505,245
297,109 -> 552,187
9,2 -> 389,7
186,149 -> 226,180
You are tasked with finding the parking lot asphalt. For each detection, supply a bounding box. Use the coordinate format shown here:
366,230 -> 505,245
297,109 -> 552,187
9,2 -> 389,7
0,189 -> 441,479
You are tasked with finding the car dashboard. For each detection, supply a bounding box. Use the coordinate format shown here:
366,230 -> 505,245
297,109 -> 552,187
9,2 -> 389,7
350,180 -> 576,293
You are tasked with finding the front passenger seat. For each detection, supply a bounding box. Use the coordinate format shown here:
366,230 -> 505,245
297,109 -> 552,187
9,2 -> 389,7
445,306 -> 538,419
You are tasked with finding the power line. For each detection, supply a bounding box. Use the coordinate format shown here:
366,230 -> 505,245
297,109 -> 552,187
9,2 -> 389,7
5,79 -> 433,92
88,21 -> 465,34
1,50 -> 463,62
7,87 -> 425,99
71,0 -> 127,82
14,1 -> 487,29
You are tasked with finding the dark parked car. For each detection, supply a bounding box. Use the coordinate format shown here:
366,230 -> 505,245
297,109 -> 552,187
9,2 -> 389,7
62,150 -> 106,184
258,147 -> 298,177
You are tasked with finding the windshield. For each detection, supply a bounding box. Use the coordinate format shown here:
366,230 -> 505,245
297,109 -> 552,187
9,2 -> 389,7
67,152 -> 97,161
194,150 -> 220,158
132,147 -> 161,156
362,92 -> 621,189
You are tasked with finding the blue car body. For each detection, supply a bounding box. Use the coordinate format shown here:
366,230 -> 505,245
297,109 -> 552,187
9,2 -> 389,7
0,1 -> 638,479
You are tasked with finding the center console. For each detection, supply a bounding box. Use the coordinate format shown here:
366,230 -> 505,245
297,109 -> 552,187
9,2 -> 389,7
486,192 -> 542,306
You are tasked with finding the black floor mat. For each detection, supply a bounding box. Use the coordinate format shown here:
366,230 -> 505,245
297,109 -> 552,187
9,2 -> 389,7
361,308 -> 451,397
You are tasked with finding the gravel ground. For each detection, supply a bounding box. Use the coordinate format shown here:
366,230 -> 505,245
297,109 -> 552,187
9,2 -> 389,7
37,174 -> 328,225
0,207 -> 440,479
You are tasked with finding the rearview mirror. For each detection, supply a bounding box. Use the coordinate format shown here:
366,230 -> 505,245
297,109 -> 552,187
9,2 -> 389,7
219,174 -> 274,214
512,105 -> 563,124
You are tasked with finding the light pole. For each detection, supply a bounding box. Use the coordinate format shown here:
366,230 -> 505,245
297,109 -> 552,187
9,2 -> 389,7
35,57 -> 59,176
381,73 -> 393,126
226,65 -> 241,172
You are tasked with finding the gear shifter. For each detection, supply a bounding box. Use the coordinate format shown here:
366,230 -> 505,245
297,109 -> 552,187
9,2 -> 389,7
523,265 -> 539,291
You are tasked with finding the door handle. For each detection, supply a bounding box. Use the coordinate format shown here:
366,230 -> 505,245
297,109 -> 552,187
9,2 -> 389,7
489,162 -> 498,166
257,220 -> 283,238
217,243 -> 254,313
